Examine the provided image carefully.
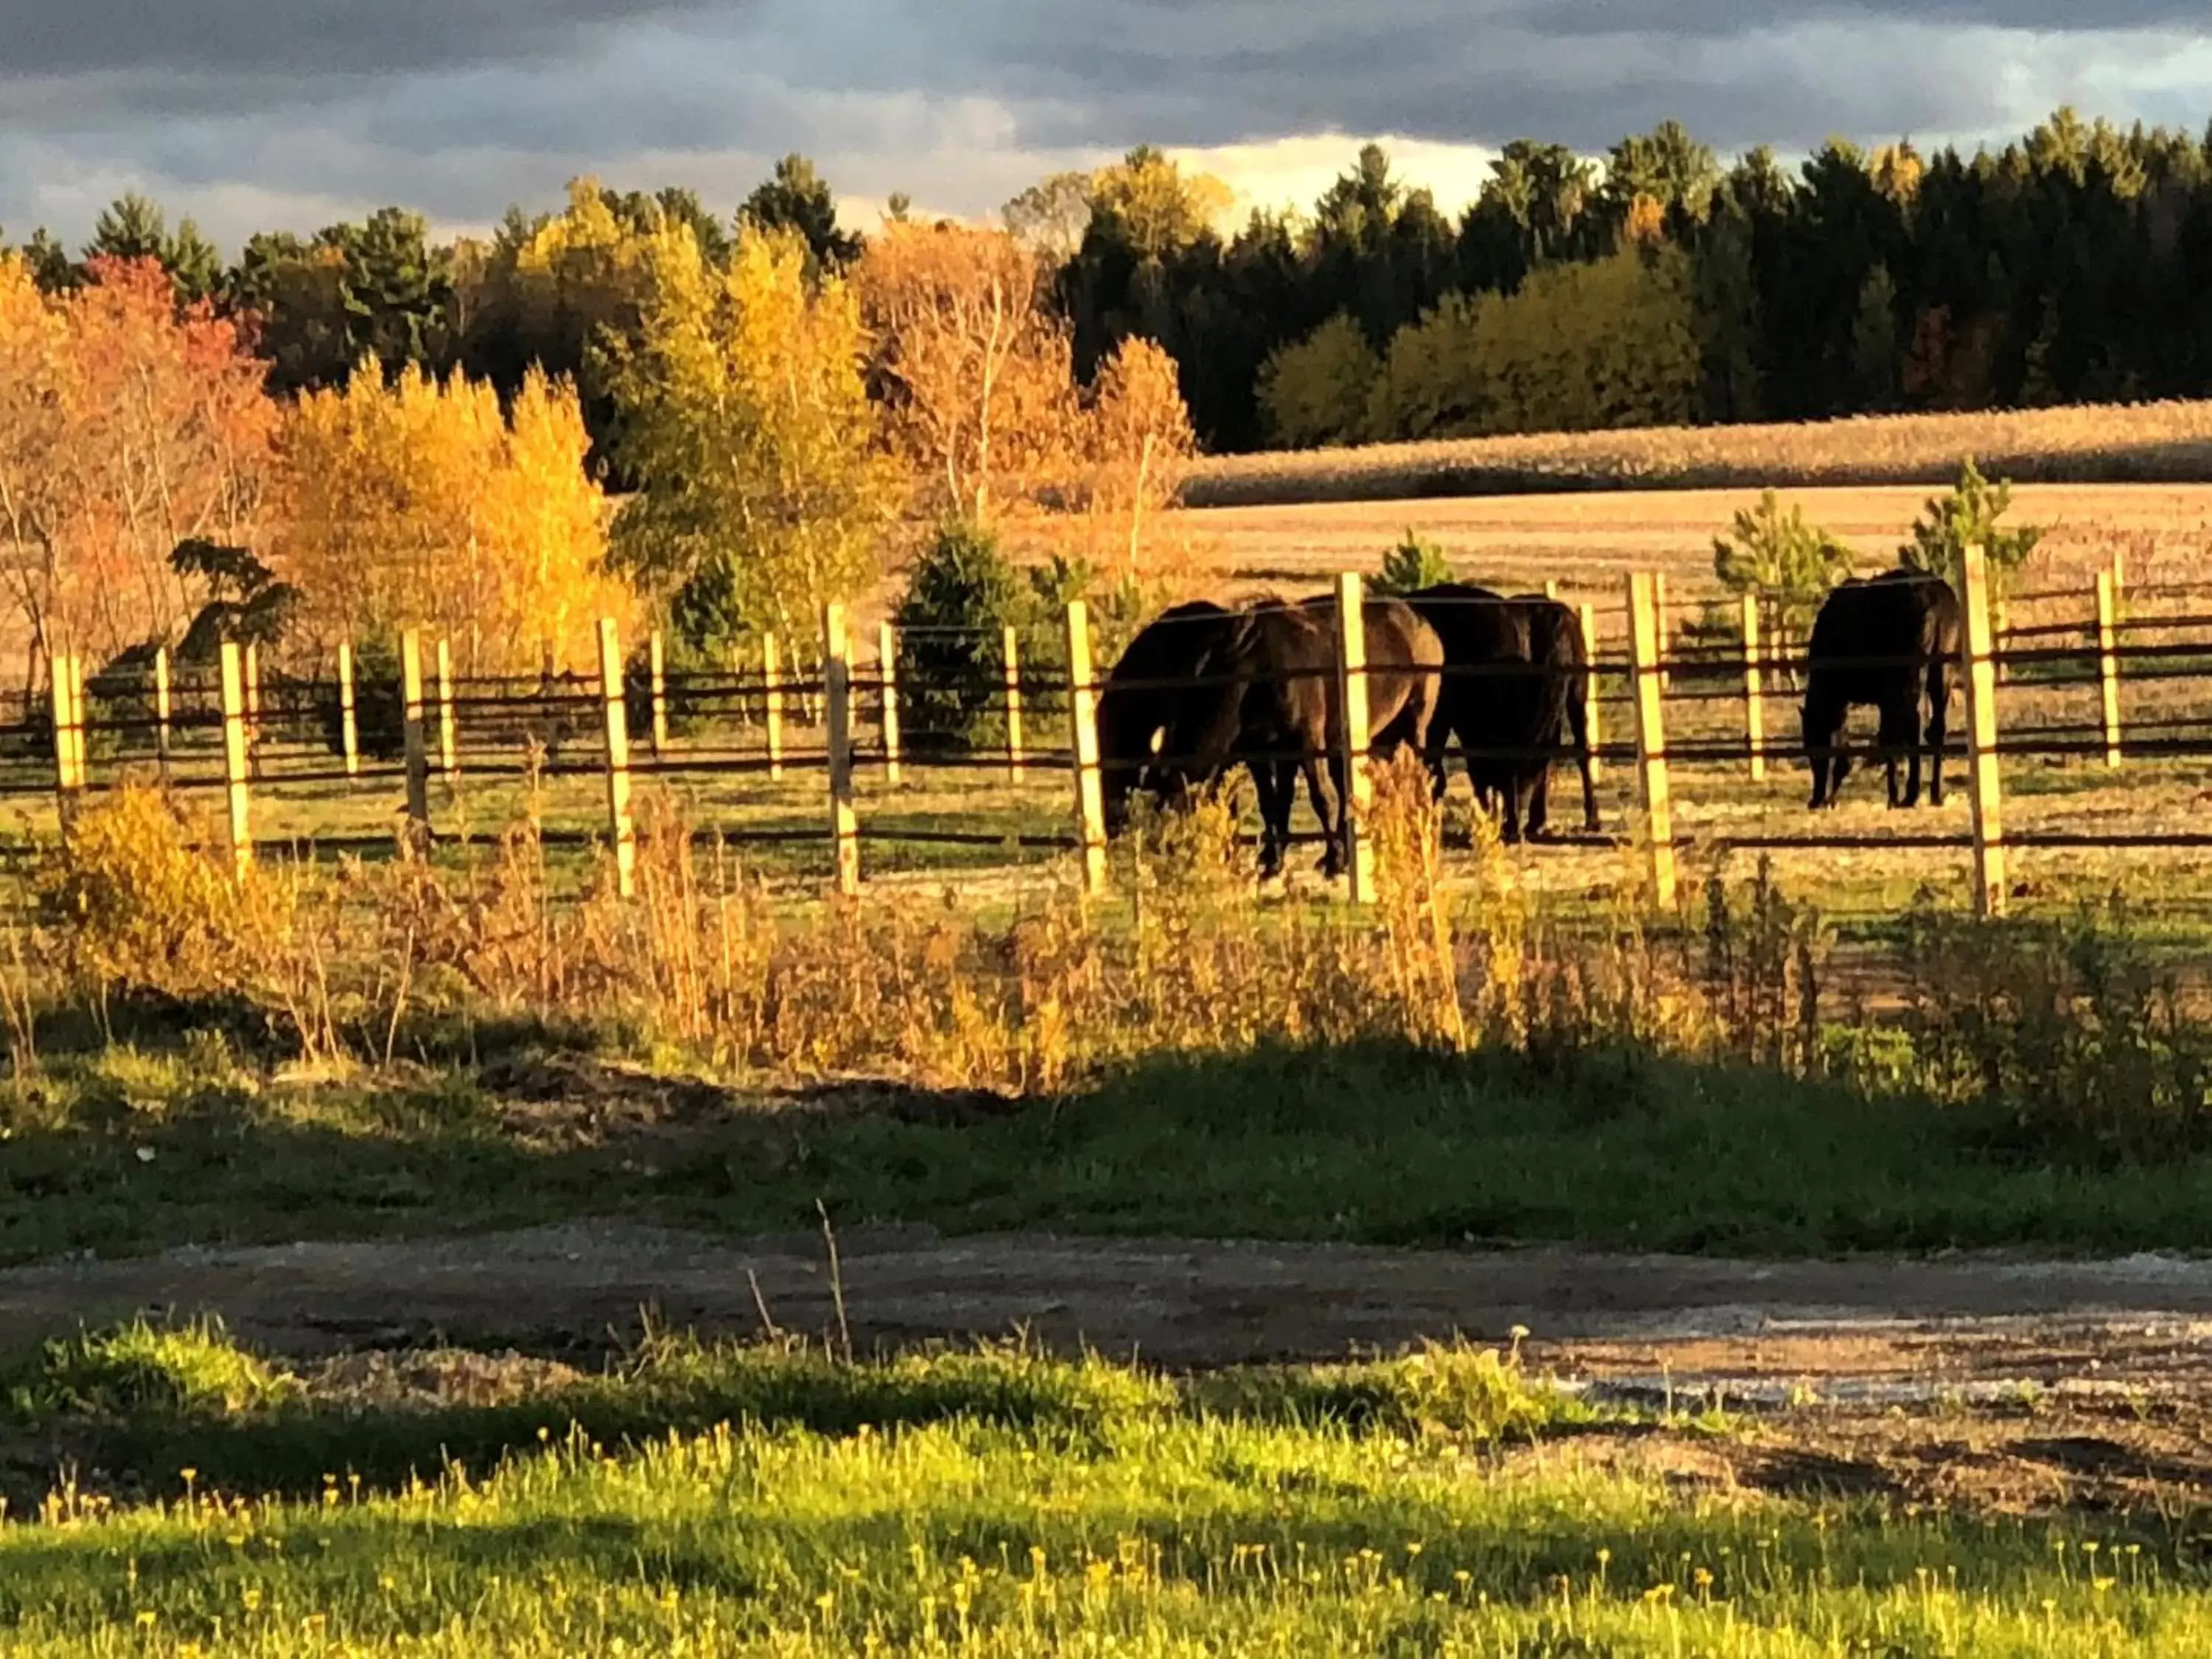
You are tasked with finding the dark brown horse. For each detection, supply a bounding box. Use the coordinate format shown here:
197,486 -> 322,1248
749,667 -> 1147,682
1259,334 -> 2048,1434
1097,599 -> 1239,835
1802,569 -> 1961,809
1405,585 -> 1597,842
1149,594 -> 1444,877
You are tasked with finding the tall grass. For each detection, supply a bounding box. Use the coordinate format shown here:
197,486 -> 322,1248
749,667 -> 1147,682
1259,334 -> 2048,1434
18,773 -> 2212,1167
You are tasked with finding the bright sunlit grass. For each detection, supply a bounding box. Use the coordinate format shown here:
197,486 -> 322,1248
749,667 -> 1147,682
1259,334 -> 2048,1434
0,1327 -> 2202,1656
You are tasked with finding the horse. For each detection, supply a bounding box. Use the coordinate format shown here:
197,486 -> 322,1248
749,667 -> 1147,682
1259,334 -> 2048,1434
1097,599 -> 1239,835
1499,594 -> 1599,840
1405,584 -> 1596,843
1149,594 -> 1444,877
1802,568 -> 1961,810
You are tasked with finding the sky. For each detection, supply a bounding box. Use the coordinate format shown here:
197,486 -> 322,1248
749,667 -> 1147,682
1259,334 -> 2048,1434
3,0 -> 2211,252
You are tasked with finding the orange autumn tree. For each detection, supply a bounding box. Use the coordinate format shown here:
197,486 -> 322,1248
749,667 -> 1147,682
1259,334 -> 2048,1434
856,223 -> 1197,582
857,221 -> 1077,527
272,361 -> 625,674
0,255 -> 274,677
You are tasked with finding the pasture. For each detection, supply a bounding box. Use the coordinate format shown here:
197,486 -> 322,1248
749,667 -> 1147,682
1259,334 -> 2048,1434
18,473 -> 2212,1652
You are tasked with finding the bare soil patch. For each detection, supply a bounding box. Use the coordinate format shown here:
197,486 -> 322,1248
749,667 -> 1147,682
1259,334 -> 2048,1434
10,1222 -> 2212,1378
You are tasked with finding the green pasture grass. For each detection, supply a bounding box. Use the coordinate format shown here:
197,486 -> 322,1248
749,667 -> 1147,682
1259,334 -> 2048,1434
13,1026 -> 2212,1269
0,1324 -> 2203,1656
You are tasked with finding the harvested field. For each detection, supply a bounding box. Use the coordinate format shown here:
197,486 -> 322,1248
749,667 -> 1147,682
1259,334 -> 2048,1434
1169,481 -> 2212,602
1182,401 -> 2212,509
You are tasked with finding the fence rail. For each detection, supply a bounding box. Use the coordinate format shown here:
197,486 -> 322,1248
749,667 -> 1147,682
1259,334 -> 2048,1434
15,546 -> 2202,917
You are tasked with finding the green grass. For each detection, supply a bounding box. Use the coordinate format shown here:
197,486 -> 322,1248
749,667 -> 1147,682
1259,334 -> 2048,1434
0,1326 -> 2203,1655
13,1031 -> 2212,1267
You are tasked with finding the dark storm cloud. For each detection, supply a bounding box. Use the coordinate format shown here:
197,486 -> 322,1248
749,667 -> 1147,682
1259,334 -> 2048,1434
0,0 -> 2202,245
0,0 -> 714,78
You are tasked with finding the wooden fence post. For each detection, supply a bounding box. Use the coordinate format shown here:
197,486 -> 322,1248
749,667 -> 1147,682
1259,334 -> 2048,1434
243,641 -> 262,779
1543,579 -> 1559,599
1002,625 -> 1026,782
1579,604 -> 1602,784
48,650 -> 80,830
1627,573 -> 1677,908
400,628 -> 430,838
1334,571 -> 1377,905
1958,545 -> 2007,919
822,604 -> 861,896
762,632 -> 785,782
1741,592 -> 1767,782
436,638 -> 458,781
2110,550 -> 2126,602
648,628 -> 668,759
336,640 -> 360,780
2096,568 -> 2122,770
877,622 -> 902,786
597,618 -> 636,900
1653,572 -> 1672,689
1066,599 -> 1109,895
219,640 -> 254,879
153,645 -> 173,776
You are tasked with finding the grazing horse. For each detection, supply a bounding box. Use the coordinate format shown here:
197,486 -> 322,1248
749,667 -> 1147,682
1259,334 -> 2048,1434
1150,594 -> 1444,877
1405,585 -> 1597,842
1802,568 -> 1961,810
1502,594 -> 1600,840
1097,600 -> 1239,834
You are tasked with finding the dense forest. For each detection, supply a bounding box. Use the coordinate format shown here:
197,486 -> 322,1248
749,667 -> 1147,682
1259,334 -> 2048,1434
11,106 -> 2212,457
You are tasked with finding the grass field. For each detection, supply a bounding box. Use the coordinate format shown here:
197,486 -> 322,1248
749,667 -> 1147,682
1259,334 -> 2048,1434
5,1322 -> 2212,1656
1181,400 -> 2212,509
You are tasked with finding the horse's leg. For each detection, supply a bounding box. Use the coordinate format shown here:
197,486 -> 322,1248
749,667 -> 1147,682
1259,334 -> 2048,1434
1304,751 -> 1343,878
1925,664 -> 1950,807
1879,698 -> 1909,808
1526,751 -> 1555,841
1251,757 -> 1290,878
1804,693 -> 1843,809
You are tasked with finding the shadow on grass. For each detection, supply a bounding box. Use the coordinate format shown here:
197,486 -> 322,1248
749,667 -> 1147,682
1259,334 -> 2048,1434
15,1022 -> 2212,1270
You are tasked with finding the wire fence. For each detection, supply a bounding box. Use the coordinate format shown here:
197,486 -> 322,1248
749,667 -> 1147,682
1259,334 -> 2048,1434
18,554 -> 2212,915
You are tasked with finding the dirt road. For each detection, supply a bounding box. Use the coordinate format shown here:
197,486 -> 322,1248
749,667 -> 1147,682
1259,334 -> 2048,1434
10,1222 -> 2212,1399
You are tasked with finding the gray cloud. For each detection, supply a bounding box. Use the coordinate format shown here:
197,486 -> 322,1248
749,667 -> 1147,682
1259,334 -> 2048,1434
0,0 -> 2203,248
0,0 -> 713,78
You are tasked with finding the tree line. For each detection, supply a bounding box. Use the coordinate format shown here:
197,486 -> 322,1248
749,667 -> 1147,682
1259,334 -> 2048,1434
0,173 -> 1192,696
10,105 -> 2211,465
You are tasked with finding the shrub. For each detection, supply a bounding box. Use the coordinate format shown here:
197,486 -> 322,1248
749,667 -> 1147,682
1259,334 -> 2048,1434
1711,490 -> 1857,635
1900,456 -> 2044,595
894,519 -> 1023,751
625,631 -> 720,745
1373,529 -> 1453,596
316,631 -> 406,762
33,787 -> 245,1000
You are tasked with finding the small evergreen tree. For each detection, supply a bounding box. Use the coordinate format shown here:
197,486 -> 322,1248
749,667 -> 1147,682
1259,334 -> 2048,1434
1712,491 -> 1857,634
894,520 -> 1023,751
1900,458 -> 2044,595
1374,529 -> 1453,595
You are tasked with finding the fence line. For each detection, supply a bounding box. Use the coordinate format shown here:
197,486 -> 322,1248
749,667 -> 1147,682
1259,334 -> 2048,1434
23,549 -> 2212,917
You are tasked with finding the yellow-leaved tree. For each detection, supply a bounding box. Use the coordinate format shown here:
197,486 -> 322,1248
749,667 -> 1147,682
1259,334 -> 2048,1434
605,226 -> 892,650
856,222 -> 1198,584
271,361 -> 623,672
1068,335 -> 1197,585
855,222 -> 1077,529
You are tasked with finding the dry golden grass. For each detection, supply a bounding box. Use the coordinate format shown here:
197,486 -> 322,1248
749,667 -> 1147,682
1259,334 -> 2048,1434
1183,400 -> 2212,509
1166,481 -> 2212,605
